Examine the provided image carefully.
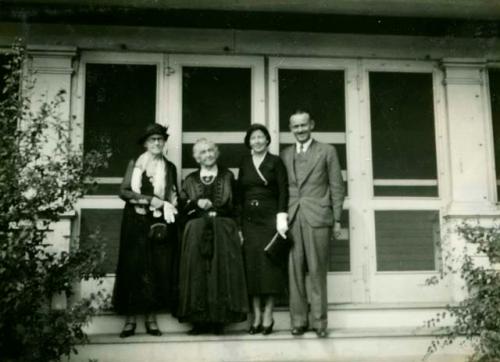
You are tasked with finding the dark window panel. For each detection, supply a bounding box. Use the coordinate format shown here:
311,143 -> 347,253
329,210 -> 350,272
80,208 -> 123,274
369,72 -> 438,183
86,183 -> 121,196
375,210 -> 439,271
278,69 -> 345,132
182,67 -> 251,132
488,69 -> 500,182
374,186 -> 438,197
83,63 -> 157,177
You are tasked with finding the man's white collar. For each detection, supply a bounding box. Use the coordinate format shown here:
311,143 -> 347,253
296,138 -> 313,153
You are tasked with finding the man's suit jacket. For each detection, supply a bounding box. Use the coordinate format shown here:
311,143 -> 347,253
281,140 -> 345,228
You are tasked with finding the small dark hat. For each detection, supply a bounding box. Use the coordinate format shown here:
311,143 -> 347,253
138,123 -> 169,144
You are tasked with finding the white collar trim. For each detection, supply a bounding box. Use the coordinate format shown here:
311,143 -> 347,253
296,138 -> 313,153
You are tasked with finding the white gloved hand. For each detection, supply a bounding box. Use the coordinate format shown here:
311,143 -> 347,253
163,201 -> 178,224
276,212 -> 288,239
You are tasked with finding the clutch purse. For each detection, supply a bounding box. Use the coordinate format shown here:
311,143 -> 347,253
264,231 -> 292,263
148,222 -> 168,244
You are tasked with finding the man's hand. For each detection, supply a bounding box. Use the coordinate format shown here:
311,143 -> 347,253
334,221 -> 342,239
197,198 -> 213,210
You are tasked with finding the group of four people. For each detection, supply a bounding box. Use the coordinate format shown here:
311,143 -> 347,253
112,110 -> 345,338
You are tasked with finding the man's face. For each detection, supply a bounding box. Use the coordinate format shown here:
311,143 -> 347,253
289,113 -> 314,144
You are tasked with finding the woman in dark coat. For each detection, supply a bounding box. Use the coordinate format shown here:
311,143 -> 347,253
238,124 -> 289,335
113,123 -> 180,338
177,138 -> 248,335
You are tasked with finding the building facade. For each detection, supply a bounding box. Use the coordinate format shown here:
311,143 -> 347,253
1,1 -> 500,361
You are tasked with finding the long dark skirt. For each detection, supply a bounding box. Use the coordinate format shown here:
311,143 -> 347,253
242,218 -> 287,296
113,205 -> 179,315
177,216 -> 248,324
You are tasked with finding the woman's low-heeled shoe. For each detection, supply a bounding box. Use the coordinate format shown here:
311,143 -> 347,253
119,322 -> 136,338
262,320 -> 274,335
248,324 -> 263,334
145,321 -> 162,336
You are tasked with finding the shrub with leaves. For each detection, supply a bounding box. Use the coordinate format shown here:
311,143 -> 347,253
425,221 -> 500,362
0,42 -> 111,361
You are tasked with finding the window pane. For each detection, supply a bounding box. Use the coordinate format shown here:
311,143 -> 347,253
488,69 -> 500,197
278,69 -> 348,195
80,209 -> 122,274
329,210 -> 350,272
182,67 -> 251,132
278,69 -> 345,132
369,72 -> 438,197
375,210 -> 439,271
84,64 -> 157,178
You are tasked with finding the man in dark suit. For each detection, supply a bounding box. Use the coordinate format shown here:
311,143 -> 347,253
280,110 -> 345,338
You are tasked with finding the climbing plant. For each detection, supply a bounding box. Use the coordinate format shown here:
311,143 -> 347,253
425,221 -> 500,362
0,41 -> 111,361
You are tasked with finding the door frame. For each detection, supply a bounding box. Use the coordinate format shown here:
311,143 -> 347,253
359,59 -> 451,302
165,54 -> 266,180
268,57 -> 361,303
74,51 -> 454,304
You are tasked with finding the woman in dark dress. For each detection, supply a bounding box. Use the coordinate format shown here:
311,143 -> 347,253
113,124 -> 180,338
177,138 -> 248,335
238,124 -> 289,335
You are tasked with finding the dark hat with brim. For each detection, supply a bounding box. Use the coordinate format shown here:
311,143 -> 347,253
138,123 -> 169,144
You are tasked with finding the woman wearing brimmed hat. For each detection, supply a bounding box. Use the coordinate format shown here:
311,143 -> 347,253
113,123 -> 180,338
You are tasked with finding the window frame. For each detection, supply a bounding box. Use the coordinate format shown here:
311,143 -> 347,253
359,60 -> 451,302
268,56 -> 357,303
74,52 -> 165,282
484,65 -> 500,205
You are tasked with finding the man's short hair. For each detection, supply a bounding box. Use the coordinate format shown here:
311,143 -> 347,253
290,109 -> 313,122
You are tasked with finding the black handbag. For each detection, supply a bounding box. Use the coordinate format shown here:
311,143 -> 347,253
264,231 -> 292,263
148,222 -> 168,244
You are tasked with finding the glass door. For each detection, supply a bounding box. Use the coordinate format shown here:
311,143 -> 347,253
165,55 -> 265,180
268,57 -> 361,303
359,60 -> 451,303
75,52 -> 165,299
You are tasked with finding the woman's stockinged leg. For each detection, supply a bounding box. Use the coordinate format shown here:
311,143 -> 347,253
119,315 -> 137,338
125,315 -> 137,324
263,295 -> 275,327
145,313 -> 162,336
248,295 -> 263,334
252,295 -> 262,327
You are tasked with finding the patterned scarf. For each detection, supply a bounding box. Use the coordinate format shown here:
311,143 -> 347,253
131,152 -> 166,217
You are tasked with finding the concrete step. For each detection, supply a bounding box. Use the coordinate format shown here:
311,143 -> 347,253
83,302 -> 453,335
73,327 -> 471,362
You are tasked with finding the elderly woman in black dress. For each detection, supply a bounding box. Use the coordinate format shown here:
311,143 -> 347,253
238,124 -> 289,335
177,138 -> 248,335
113,124 -> 179,338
